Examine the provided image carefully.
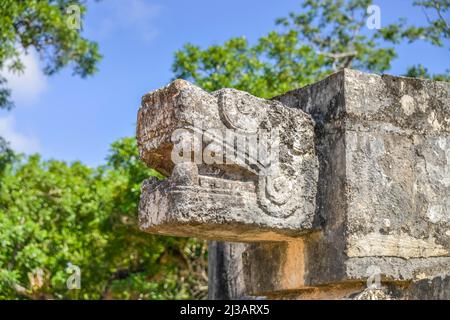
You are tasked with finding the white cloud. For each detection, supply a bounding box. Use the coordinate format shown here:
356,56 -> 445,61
3,50 -> 48,107
89,0 -> 161,42
0,115 -> 41,154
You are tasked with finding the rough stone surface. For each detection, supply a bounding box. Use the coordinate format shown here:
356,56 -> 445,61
137,79 -> 318,241
137,69 -> 450,299
273,68 -> 450,289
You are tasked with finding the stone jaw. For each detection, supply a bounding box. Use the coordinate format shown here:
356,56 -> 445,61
137,79 -> 318,242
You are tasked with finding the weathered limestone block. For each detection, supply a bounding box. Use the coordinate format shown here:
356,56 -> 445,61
137,69 -> 450,299
274,69 -> 450,290
137,79 -> 318,242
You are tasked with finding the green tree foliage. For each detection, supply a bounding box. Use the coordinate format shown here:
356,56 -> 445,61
0,137 -> 15,176
0,138 -> 208,299
0,0 -> 101,109
173,0 -> 449,98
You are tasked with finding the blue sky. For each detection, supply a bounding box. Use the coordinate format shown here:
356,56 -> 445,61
0,0 -> 449,167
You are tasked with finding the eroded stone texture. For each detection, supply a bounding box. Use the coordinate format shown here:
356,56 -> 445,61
137,69 -> 450,299
137,79 -> 318,242
273,69 -> 450,292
